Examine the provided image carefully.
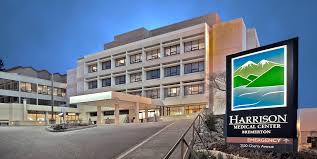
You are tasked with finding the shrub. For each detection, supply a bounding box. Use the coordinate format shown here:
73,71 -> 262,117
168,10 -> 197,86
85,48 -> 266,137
205,113 -> 216,132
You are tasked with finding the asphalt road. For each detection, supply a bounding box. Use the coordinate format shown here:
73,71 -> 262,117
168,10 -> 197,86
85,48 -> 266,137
0,122 -> 170,159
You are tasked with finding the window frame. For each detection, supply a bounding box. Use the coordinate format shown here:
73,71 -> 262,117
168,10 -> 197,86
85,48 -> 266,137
164,65 -> 180,77
184,61 -> 205,74
164,87 -> 180,97
164,44 -> 180,57
145,89 -> 160,99
101,60 -> 111,70
88,80 -> 98,89
146,49 -> 160,61
102,78 -> 111,87
146,69 -> 160,80
184,84 -> 204,96
130,72 -> 142,83
115,75 -> 126,85
184,39 -> 205,53
130,53 -> 142,64
88,63 -> 98,73
115,57 -> 126,67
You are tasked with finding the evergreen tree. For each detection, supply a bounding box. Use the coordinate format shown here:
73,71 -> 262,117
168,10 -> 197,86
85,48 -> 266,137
0,59 -> 4,71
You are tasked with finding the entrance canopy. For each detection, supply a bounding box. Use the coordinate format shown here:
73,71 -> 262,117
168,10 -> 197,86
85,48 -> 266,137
69,91 -> 154,109
70,91 -> 156,124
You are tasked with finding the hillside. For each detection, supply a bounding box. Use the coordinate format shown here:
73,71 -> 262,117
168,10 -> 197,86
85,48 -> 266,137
247,74 -> 258,81
247,66 -> 284,87
234,76 -> 251,88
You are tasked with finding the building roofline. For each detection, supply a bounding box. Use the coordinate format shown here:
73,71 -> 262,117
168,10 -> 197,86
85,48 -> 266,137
5,66 -> 66,76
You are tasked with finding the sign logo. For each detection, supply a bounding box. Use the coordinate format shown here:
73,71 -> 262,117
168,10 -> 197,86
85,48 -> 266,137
231,45 -> 287,111
225,38 -> 298,152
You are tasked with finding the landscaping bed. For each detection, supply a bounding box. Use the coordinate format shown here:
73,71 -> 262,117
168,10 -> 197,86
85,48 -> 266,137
46,123 -> 97,132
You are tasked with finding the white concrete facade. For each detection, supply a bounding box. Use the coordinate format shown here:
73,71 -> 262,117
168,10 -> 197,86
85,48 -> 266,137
0,70 -> 77,125
67,13 -> 260,123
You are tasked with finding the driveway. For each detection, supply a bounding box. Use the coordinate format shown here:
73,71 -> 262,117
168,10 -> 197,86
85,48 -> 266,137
0,122 -> 170,159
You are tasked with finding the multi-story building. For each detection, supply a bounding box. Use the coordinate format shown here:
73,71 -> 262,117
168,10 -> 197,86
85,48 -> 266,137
0,66 -> 78,125
67,13 -> 260,124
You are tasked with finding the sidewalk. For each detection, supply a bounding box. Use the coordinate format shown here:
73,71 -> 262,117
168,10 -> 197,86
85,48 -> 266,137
117,118 -> 194,159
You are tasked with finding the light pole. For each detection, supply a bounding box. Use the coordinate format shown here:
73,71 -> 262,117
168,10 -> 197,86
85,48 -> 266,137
50,73 -> 54,124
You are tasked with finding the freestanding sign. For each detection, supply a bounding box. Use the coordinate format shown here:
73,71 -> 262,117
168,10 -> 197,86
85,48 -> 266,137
225,38 -> 298,152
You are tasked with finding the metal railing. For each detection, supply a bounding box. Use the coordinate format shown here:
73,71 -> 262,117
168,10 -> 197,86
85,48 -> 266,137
163,111 -> 210,159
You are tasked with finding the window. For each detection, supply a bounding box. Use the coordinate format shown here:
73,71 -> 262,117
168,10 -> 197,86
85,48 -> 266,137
54,101 -> 66,106
38,99 -> 51,106
88,63 -> 97,73
53,88 -> 58,96
61,89 -> 66,97
88,80 -> 97,89
102,60 -> 111,70
55,88 -> 65,97
104,111 -> 114,116
115,57 -> 126,67
164,45 -> 180,57
184,84 -> 204,95
0,95 -> 19,103
90,112 -> 97,116
57,88 -> 62,96
184,61 -> 204,74
130,53 -> 142,64
184,39 -> 205,52
145,89 -> 160,99
0,79 -> 19,91
164,66 -> 180,77
128,91 -> 142,96
102,78 -> 111,87
20,97 -> 37,105
38,85 -> 48,95
146,49 -> 160,60
130,72 -> 142,83
115,75 -> 126,85
146,69 -> 160,80
47,86 -> 52,95
164,87 -> 180,97
31,83 -> 37,93
38,85 -> 43,94
20,82 -> 36,93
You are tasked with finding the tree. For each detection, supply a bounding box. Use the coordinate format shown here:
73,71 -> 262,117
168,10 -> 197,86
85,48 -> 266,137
0,59 -> 4,71
207,72 -> 226,114
208,72 -> 226,92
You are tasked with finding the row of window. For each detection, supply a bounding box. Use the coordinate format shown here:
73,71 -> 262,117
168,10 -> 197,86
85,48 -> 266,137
0,80 -> 66,97
89,110 -> 130,117
87,61 -> 205,89
0,79 -> 19,91
21,82 -> 66,97
0,95 -> 67,106
88,83 -> 203,99
144,84 -> 204,99
87,39 -> 205,73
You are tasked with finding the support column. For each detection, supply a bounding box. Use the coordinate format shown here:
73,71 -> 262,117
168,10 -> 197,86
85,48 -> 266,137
97,106 -> 102,125
23,99 -> 27,121
45,111 -> 49,125
144,107 -> 148,123
115,104 -> 120,124
135,102 -> 140,123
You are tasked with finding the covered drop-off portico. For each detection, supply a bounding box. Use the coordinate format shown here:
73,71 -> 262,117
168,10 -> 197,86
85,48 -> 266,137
69,91 -> 156,124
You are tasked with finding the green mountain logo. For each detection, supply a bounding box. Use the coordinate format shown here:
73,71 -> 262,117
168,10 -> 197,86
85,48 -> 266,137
233,60 -> 284,88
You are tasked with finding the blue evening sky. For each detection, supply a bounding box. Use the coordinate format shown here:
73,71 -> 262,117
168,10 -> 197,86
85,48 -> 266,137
0,0 -> 316,107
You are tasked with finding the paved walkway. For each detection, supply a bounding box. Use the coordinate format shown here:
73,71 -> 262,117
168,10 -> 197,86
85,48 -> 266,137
118,118 -> 194,159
